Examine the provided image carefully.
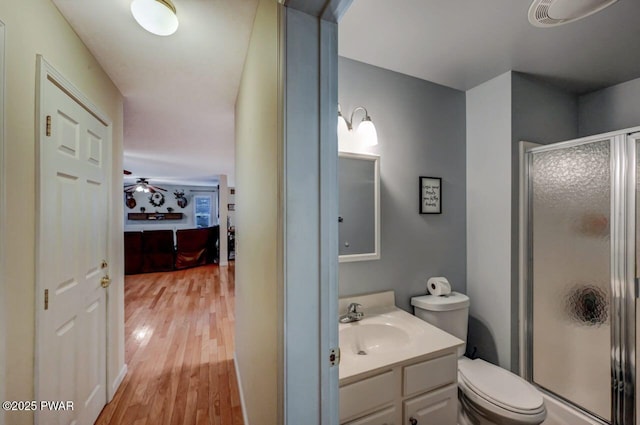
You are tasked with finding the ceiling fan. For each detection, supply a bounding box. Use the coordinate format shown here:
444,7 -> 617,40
123,178 -> 167,194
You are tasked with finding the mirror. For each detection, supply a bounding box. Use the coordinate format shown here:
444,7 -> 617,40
338,152 -> 380,262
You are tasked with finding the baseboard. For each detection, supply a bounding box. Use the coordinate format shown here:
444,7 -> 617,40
109,364 -> 128,401
234,353 -> 249,425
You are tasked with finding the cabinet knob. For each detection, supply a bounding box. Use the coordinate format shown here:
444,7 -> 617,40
409,418 -> 418,425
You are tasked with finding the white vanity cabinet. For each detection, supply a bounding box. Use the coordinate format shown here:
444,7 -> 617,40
340,349 -> 458,425
403,384 -> 457,425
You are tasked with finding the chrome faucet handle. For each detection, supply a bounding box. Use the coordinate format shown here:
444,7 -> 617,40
339,303 -> 364,323
347,303 -> 362,313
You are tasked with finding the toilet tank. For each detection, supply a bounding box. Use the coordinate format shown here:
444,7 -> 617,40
411,292 -> 470,357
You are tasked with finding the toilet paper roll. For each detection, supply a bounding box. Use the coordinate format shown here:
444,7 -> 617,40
427,277 -> 452,296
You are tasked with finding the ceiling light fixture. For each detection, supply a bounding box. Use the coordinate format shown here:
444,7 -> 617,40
528,0 -> 617,27
131,0 -> 179,36
124,178 -> 167,194
338,104 -> 378,151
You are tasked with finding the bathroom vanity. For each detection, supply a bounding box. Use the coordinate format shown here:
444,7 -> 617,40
339,291 -> 463,425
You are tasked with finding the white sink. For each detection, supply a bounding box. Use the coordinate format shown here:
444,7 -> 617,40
338,291 -> 464,381
340,323 -> 411,355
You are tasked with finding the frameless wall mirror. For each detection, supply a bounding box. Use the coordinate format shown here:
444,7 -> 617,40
338,152 -> 380,262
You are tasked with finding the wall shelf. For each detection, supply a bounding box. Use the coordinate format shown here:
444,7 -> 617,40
128,212 -> 184,221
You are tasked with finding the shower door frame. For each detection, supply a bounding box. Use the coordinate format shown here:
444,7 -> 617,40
522,127 -> 640,425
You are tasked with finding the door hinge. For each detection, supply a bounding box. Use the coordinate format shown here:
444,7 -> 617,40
45,115 -> 52,136
44,289 -> 49,310
329,347 -> 340,367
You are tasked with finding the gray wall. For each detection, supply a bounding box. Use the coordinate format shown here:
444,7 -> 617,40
466,72 -> 513,370
466,71 -> 579,372
510,72 -> 578,372
512,73 -> 579,145
578,76 -> 640,137
338,57 -> 467,313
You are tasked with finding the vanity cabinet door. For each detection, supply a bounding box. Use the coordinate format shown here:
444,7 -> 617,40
340,370 -> 396,422
403,383 -> 457,425
403,353 -> 456,397
344,406 -> 396,425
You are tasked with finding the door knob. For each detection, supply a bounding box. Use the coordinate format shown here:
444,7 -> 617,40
101,260 -> 108,269
100,275 -> 111,288
409,418 -> 418,425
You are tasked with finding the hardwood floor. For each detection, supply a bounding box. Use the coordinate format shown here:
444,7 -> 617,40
95,264 -> 244,425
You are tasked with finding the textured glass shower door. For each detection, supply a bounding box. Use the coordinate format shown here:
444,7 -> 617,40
527,133 -> 637,424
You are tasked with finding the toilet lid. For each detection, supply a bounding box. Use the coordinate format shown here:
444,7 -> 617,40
458,358 -> 544,414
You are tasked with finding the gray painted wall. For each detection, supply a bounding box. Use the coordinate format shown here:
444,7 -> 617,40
338,57 -> 467,313
466,72 -> 513,370
579,76 -> 640,137
466,71 -> 579,372
512,73 -> 579,145
510,72 -> 578,372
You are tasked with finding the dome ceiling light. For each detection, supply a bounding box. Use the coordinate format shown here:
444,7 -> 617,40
131,0 -> 179,36
528,0 -> 618,27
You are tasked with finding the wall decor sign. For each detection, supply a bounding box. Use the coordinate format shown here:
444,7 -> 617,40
419,176 -> 441,214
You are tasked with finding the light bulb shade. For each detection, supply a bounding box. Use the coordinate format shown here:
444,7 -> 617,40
131,0 -> 179,36
135,185 -> 144,192
356,119 -> 378,147
337,114 -> 350,143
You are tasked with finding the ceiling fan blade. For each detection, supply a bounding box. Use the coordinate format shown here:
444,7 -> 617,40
148,185 -> 167,192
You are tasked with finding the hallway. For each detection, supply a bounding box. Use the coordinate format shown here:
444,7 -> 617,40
95,264 -> 244,425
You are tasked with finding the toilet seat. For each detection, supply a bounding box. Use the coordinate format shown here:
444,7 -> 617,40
458,358 -> 546,423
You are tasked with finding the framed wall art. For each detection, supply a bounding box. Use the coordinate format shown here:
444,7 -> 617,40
419,176 -> 441,214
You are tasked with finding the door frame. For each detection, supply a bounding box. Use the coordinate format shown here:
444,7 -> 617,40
517,141 -> 540,375
522,127 -> 640,424
34,55 -> 114,422
278,2 -> 352,423
0,19 -> 6,425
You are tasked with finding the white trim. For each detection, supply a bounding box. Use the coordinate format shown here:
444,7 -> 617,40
234,353 -> 249,424
35,55 -> 114,423
338,152 -> 380,263
0,20 -> 6,425
110,364 -> 128,400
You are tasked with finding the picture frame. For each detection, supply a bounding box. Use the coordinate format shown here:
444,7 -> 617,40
228,203 -> 235,211
419,176 -> 441,214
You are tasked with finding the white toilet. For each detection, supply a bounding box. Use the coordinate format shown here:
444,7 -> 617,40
411,292 -> 546,425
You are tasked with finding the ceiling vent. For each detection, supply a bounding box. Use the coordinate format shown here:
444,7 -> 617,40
528,0 -> 618,27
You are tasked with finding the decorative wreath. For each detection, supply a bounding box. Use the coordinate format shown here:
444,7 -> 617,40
148,192 -> 165,207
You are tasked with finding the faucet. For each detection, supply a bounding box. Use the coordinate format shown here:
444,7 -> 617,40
340,303 -> 364,323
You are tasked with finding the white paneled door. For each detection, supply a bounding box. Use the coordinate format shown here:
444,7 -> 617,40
37,60 -> 110,425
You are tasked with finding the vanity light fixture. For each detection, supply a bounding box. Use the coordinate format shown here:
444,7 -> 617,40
131,0 -> 179,36
338,104 -> 378,149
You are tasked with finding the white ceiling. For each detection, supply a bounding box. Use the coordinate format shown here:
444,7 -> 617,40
339,0 -> 640,94
52,0 -> 258,187
53,0 -> 640,188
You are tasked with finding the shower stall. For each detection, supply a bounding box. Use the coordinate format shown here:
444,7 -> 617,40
524,129 -> 640,425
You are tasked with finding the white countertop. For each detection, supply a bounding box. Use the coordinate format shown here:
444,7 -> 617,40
339,291 -> 463,382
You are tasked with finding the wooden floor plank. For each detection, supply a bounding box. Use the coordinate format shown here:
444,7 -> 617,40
95,264 -> 243,425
